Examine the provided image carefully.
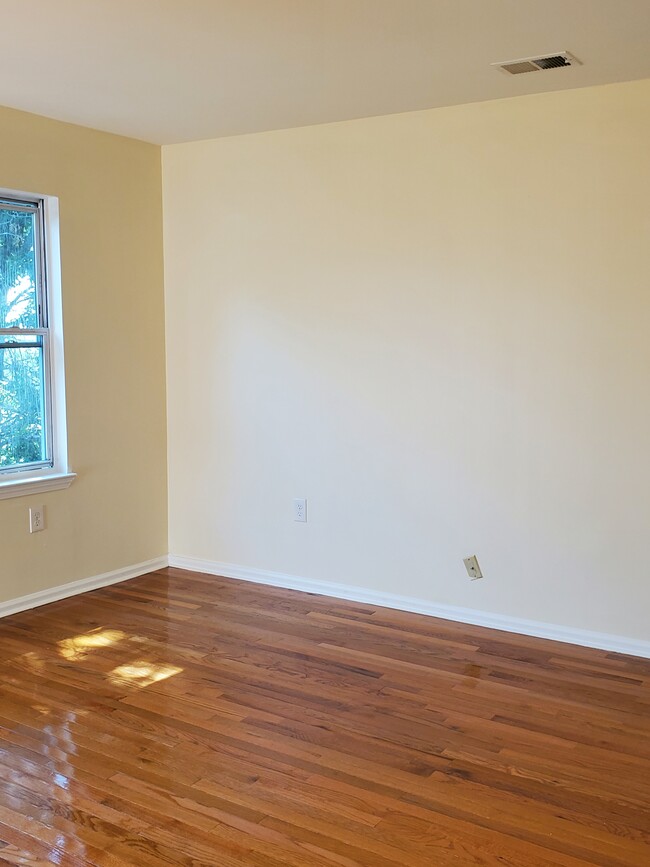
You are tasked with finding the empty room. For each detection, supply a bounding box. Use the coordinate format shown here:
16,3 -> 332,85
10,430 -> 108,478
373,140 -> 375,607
1,1 -> 649,864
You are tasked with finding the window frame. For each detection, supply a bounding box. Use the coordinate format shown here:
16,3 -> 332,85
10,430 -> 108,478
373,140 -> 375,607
0,187 -> 74,499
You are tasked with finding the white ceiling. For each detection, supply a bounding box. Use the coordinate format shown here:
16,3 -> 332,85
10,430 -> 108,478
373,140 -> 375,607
0,0 -> 649,144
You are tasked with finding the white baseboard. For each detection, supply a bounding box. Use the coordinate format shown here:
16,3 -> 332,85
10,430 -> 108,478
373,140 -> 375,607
0,556 -> 169,619
169,554 -> 650,659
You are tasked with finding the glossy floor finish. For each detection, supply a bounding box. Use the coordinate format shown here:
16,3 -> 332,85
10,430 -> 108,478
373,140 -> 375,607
0,568 -> 649,866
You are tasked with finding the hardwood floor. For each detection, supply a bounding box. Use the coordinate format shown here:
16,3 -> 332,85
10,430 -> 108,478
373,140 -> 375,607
0,567 -> 649,866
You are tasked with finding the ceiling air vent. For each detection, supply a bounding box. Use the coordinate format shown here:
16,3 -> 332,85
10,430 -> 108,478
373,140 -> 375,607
493,52 -> 581,75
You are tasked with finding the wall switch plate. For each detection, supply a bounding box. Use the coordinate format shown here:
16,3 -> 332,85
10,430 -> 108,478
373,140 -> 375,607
463,555 -> 482,580
29,505 -> 46,533
293,498 -> 307,522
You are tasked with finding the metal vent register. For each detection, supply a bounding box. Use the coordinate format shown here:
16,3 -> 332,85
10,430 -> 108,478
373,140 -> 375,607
494,52 -> 581,75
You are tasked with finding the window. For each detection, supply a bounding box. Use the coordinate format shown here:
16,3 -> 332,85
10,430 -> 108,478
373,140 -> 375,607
0,189 -> 73,499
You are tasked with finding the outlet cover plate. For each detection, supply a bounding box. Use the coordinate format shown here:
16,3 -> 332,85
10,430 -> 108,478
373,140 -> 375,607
293,498 -> 307,523
463,555 -> 482,580
29,505 -> 46,533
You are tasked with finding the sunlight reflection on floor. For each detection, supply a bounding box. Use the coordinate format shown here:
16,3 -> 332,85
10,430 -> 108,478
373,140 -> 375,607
57,629 -> 127,661
108,661 -> 183,688
54,627 -> 183,689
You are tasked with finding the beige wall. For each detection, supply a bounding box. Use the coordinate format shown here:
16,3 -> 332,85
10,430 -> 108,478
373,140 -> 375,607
163,79 -> 650,642
0,106 -> 167,602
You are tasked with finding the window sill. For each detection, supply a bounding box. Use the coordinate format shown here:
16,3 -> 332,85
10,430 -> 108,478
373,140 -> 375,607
0,472 -> 76,501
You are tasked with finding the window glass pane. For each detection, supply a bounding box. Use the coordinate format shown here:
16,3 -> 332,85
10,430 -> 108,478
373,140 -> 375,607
0,206 -> 39,329
0,340 -> 47,469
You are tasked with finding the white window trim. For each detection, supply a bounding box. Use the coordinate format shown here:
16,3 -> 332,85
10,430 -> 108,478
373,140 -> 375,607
0,189 -> 75,499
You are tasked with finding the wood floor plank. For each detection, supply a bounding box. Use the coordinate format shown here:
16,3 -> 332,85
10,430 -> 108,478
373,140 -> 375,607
0,566 -> 649,865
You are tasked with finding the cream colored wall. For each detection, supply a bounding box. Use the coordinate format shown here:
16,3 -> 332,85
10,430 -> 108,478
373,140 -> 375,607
163,79 -> 650,641
0,106 -> 167,602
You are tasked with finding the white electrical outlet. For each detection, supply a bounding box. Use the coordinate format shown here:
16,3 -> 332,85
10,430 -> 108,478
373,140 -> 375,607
293,498 -> 307,523
463,555 -> 482,580
29,505 -> 46,533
